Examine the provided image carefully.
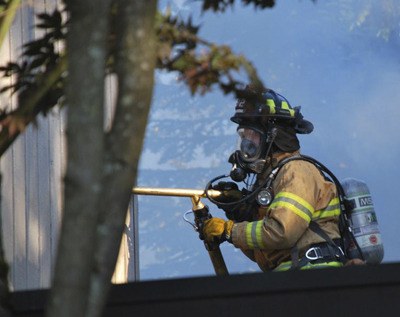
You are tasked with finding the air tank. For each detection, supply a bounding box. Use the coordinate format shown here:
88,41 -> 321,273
341,178 -> 384,264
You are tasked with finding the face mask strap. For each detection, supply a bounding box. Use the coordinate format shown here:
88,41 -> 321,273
255,125 -> 278,175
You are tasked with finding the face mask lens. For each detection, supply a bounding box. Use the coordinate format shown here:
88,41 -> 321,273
240,139 -> 258,158
237,128 -> 262,160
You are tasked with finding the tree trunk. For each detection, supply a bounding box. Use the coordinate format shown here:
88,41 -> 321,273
86,1 -> 158,316
45,1 -> 112,317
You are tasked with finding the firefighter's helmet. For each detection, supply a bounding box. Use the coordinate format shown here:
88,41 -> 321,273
230,89 -> 313,134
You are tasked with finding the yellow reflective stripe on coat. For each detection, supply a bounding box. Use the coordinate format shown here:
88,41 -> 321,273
313,197 -> 341,220
274,260 -> 343,272
245,220 -> 265,249
270,192 -> 314,223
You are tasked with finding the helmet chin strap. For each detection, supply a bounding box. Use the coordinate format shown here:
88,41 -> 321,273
260,125 -> 278,171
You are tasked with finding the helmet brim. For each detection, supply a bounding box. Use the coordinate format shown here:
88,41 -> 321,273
294,119 -> 314,134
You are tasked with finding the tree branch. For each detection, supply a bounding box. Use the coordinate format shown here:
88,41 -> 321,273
86,1 -> 158,316
0,0 -> 21,49
0,55 -> 67,157
201,0 -> 275,12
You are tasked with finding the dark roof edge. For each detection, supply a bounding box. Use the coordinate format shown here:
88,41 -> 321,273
11,262 -> 400,316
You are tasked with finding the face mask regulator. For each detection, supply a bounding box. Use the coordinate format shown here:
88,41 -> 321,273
204,125 -> 278,209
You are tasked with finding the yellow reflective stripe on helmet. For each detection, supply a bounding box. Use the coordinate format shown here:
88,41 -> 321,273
270,192 -> 314,223
313,197 -> 341,220
245,220 -> 265,249
266,99 -> 276,114
281,101 -> 295,117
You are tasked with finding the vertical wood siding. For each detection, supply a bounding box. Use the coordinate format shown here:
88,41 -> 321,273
0,1 -> 137,291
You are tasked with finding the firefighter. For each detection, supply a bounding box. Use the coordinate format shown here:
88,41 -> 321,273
202,88 -> 347,271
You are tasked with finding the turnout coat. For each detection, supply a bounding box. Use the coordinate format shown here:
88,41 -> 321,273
231,150 -> 341,271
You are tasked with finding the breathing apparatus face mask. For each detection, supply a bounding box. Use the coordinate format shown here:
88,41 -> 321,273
229,125 -> 277,182
237,127 -> 264,162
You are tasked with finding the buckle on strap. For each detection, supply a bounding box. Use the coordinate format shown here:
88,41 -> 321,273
305,247 -> 323,261
335,246 -> 345,259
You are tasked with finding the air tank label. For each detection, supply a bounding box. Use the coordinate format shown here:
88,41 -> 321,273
351,211 -> 378,228
352,223 -> 379,236
359,195 -> 373,207
354,233 -> 382,248
348,195 -> 373,211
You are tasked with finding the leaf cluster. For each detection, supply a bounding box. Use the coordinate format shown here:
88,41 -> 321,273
201,0 -> 275,12
0,1 -> 267,144
155,10 -> 264,97
0,9 -> 66,114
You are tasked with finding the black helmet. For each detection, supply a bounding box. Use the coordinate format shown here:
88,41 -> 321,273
230,89 -> 314,134
228,88 -> 314,181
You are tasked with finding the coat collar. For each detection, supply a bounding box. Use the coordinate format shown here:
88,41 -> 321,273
271,150 -> 301,168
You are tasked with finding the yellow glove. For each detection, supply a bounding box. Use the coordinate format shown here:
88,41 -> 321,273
202,218 -> 234,243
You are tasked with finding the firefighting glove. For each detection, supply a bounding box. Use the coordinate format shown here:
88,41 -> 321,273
225,202 -> 257,222
211,181 -> 244,214
202,218 -> 234,244
212,181 -> 243,204
212,182 -> 256,222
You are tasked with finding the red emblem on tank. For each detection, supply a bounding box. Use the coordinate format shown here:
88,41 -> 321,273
369,235 -> 378,245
